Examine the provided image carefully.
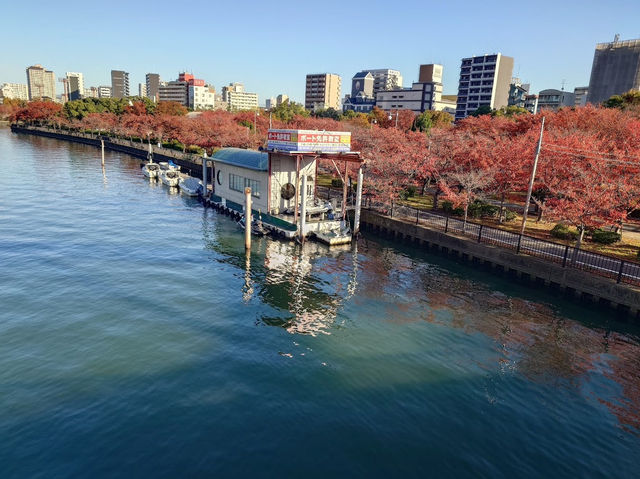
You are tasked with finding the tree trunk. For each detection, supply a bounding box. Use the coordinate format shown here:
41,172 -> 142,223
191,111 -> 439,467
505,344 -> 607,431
499,192 -> 506,223
463,203 -> 469,233
571,225 -> 585,265
432,188 -> 441,210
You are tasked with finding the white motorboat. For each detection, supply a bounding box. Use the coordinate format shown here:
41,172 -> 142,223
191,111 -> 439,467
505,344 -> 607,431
142,143 -> 160,178
142,162 -> 160,179
160,169 -> 180,187
179,176 -> 202,196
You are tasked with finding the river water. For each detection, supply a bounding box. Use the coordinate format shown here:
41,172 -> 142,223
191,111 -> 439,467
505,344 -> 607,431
1,128 -> 639,478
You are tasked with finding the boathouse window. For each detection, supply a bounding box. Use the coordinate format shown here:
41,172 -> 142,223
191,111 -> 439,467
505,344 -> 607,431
229,173 -> 260,198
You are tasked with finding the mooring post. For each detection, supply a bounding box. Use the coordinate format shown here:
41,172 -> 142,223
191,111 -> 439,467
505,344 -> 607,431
245,187 -> 252,251
300,175 -> 307,243
353,166 -> 364,235
101,139 -> 105,166
202,154 -> 208,197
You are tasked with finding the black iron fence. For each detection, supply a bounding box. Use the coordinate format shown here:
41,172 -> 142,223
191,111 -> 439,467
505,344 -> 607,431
368,200 -> 640,287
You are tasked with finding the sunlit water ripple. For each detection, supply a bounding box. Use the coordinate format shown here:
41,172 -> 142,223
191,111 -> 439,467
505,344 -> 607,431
1,128 -> 639,478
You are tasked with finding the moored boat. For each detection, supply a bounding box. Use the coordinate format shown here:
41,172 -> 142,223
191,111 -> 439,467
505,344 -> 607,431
238,214 -> 267,236
179,176 -> 202,196
160,169 -> 180,187
142,162 -> 160,178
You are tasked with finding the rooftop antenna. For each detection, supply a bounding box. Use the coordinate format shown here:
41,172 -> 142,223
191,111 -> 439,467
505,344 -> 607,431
561,79 -> 566,91
614,33 -> 620,42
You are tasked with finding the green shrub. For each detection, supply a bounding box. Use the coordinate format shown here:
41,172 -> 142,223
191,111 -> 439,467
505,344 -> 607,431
331,178 -> 343,188
186,145 -> 204,155
503,210 -> 517,222
442,201 -> 464,216
591,229 -> 621,244
550,223 -> 578,240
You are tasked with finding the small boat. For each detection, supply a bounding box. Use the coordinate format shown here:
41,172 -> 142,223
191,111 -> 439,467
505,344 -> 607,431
179,176 -> 202,196
142,144 -> 160,178
238,214 -> 267,236
313,225 -> 352,246
160,169 -> 180,187
142,162 -> 160,179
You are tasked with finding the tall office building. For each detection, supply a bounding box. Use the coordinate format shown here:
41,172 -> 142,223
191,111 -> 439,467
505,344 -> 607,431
455,53 -> 514,120
146,73 -> 161,102
66,72 -> 84,100
26,64 -> 56,100
111,70 -> 130,98
587,36 -> 640,104
305,73 -> 341,110
367,69 -> 403,93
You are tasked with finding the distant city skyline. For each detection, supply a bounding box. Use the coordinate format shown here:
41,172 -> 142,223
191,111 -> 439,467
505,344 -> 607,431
2,0 -> 639,103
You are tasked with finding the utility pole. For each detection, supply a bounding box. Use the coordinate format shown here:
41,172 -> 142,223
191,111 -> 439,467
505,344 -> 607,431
520,116 -> 545,236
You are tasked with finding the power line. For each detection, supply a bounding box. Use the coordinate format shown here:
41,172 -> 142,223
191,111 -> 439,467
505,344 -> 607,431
543,143 -> 640,163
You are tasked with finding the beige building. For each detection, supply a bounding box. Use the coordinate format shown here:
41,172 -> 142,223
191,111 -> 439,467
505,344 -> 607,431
189,84 -> 216,110
305,73 -> 341,110
111,70 -> 130,98
455,53 -> 514,120
1,83 -> 29,100
66,72 -> 84,101
222,83 -> 259,111
26,64 -> 56,100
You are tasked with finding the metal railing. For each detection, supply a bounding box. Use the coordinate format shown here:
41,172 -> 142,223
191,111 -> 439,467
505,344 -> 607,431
368,200 -> 640,287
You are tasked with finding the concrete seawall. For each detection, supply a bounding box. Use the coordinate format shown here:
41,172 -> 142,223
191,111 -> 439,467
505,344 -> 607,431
10,125 -> 205,179
360,210 -> 640,320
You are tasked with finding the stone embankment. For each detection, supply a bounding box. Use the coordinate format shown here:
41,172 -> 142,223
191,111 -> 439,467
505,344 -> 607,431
360,210 -> 640,320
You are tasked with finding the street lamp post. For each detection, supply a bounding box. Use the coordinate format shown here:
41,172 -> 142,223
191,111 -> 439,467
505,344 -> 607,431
254,110 -> 260,135
388,110 -> 399,128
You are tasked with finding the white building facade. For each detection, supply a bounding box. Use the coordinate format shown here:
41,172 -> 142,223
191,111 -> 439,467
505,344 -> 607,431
222,83 -> 259,111
367,69 -> 403,93
26,64 -> 56,100
0,83 -> 29,100
189,84 -> 215,110
66,72 -> 84,100
455,53 -> 514,120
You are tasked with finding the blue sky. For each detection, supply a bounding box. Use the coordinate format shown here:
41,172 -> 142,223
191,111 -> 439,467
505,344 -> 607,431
2,0 -> 639,104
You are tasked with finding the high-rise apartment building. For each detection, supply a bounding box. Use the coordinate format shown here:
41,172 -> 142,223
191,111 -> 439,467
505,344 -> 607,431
0,83 -> 29,100
368,69 -> 403,93
26,64 -> 56,100
138,83 -> 147,98
305,73 -> 341,110
146,73 -> 161,102
111,70 -> 130,98
587,37 -> 640,104
455,53 -> 514,120
222,83 -> 259,111
66,72 -> 84,101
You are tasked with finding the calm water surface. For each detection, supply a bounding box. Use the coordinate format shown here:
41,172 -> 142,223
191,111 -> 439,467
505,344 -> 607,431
1,128 -> 639,478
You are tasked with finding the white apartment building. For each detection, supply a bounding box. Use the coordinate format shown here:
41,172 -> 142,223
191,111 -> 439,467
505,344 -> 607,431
98,86 -> 112,98
455,53 -> 514,120
0,83 -> 29,100
84,86 -> 99,98
189,84 -> 215,110
66,72 -> 84,100
138,83 -> 147,98
222,83 -> 259,111
376,82 -> 442,114
574,86 -> 589,106
26,64 -> 56,100
366,69 -> 403,93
